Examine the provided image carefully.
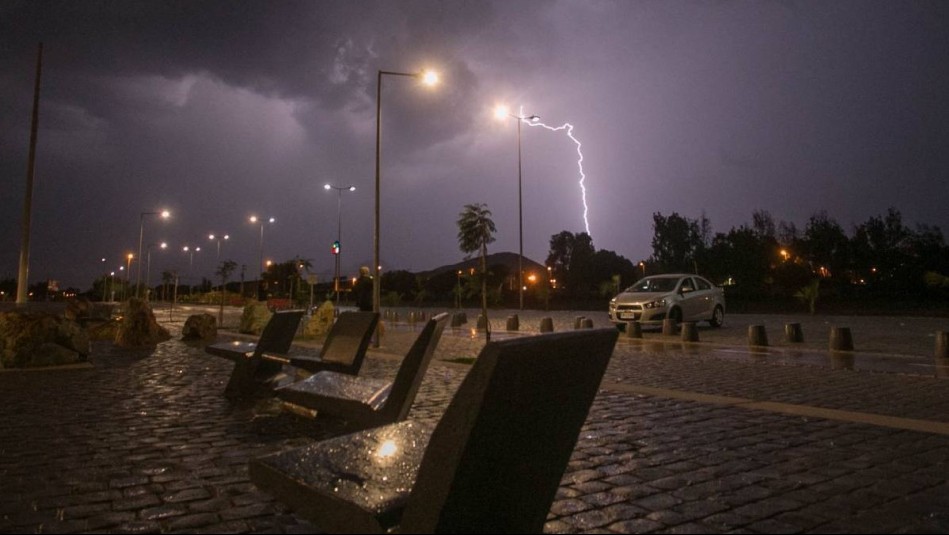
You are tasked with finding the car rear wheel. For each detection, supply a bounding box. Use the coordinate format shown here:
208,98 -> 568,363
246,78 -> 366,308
709,305 -> 724,328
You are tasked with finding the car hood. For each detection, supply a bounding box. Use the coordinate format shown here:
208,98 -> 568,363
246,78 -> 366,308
613,291 -> 669,305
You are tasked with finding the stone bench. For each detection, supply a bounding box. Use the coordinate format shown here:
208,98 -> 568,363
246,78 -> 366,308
250,327 -> 619,533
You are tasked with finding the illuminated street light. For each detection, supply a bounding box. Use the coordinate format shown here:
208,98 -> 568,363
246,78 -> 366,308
373,68 -> 439,345
325,183 -> 356,308
494,105 -> 540,310
208,233 -> 230,262
136,209 -> 170,298
183,245 -> 200,294
249,215 -> 275,296
145,241 -> 167,301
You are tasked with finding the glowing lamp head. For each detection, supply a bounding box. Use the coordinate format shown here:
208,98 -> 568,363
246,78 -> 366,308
160,242 -> 167,249
324,184 -> 331,190
348,186 -> 356,192
160,210 -> 170,219
249,215 -> 258,223
420,70 -> 438,86
494,105 -> 510,120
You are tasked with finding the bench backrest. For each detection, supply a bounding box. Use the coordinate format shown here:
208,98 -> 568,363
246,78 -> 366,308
376,312 -> 450,423
399,328 -> 618,533
317,312 -> 379,372
253,309 -> 305,357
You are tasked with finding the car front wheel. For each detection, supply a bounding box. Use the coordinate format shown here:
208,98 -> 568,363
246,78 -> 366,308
709,305 -> 724,328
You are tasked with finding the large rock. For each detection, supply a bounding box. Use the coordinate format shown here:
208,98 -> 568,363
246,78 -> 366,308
114,298 -> 171,348
182,313 -> 217,340
239,301 -> 272,335
0,310 -> 90,369
301,301 -> 335,339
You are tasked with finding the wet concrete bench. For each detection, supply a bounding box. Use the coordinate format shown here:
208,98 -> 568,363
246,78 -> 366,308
275,313 -> 448,430
250,328 -> 619,533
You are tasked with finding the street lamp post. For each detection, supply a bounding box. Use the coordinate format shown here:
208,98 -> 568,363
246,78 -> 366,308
495,106 -> 539,310
209,233 -> 230,261
136,210 -> 170,298
182,246 -> 200,295
125,253 -> 133,301
249,216 -> 274,299
374,68 -> 438,345
209,233 -> 229,294
325,183 -> 356,308
145,242 -> 167,301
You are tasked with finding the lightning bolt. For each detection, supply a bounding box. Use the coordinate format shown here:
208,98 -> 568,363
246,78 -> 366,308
520,108 -> 591,238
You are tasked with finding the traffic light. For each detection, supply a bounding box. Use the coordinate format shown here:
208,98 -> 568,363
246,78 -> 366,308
331,240 -> 340,255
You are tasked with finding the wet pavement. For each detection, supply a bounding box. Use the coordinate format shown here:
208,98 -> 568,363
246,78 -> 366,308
1,305 -> 948,533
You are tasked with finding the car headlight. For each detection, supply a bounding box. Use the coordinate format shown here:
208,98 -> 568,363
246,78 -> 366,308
642,298 -> 666,309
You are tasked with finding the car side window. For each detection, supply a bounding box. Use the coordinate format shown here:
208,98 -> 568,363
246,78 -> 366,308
695,278 -> 711,291
680,278 -> 695,293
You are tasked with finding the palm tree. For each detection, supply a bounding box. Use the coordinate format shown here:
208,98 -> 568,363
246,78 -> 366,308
457,203 -> 497,341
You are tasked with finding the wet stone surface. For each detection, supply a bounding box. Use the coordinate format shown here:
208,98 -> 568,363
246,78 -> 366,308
1,315 -> 948,533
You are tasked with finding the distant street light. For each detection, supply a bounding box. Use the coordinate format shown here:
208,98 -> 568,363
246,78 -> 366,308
209,233 -> 230,262
249,215 -> 275,298
494,105 -> 539,310
182,245 -> 200,295
325,183 -> 356,308
373,68 -> 438,345
125,253 -> 133,300
136,210 -> 170,298
145,242 -> 167,301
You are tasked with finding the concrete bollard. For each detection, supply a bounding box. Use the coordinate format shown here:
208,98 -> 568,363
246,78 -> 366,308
574,316 -> 586,330
450,312 -> 465,327
581,318 -> 594,329
748,325 -> 769,347
829,326 -> 854,351
540,317 -> 554,333
625,321 -> 642,339
681,322 -> 699,342
785,322 -> 804,343
408,312 -> 417,324
506,314 -> 520,331
662,318 -> 677,336
477,314 -> 487,330
935,331 -> 949,358
420,311 -> 427,321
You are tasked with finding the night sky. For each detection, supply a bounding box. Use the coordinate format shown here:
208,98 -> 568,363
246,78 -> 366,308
3,1 -> 948,290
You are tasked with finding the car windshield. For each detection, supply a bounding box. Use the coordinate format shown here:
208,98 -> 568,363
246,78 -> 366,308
626,277 -> 680,293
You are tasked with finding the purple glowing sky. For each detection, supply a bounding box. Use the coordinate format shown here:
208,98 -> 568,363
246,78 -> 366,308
2,1 -> 948,289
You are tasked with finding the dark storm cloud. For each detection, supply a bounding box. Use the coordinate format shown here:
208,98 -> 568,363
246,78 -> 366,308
2,1 -> 949,289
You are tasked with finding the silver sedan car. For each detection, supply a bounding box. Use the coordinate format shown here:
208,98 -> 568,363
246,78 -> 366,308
609,274 -> 725,328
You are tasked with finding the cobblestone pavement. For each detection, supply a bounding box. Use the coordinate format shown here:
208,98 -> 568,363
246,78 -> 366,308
1,309 -> 948,534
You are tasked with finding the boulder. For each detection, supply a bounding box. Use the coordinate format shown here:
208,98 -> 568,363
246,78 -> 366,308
0,310 -> 90,369
114,298 -> 171,348
181,313 -> 217,341
87,319 -> 120,341
302,301 -> 335,338
239,301 -> 272,335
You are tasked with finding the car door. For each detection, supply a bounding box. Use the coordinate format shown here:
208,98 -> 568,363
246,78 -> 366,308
695,277 -> 719,318
677,277 -> 702,320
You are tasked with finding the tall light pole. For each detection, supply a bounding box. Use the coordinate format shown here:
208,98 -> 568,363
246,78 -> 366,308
325,183 -> 356,308
374,68 -> 438,345
145,242 -> 167,301
249,216 -> 274,299
136,210 -> 170,297
182,245 -> 200,295
125,253 -> 133,301
209,233 -> 229,262
494,106 -> 539,310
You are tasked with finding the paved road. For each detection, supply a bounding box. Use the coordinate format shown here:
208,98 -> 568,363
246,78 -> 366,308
1,307 -> 948,533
